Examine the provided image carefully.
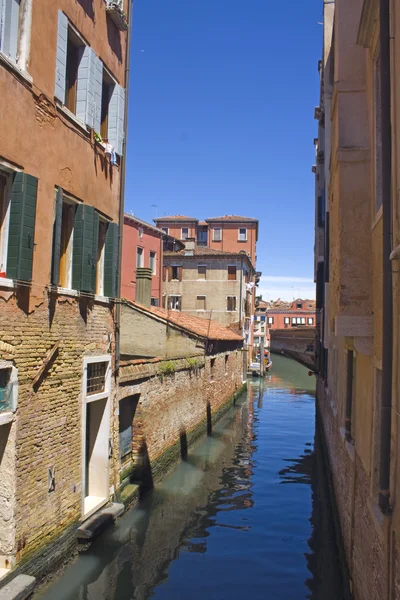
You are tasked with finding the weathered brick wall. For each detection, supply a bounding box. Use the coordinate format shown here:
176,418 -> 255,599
317,378 -> 385,600
0,291 -> 116,567
116,350 -> 244,484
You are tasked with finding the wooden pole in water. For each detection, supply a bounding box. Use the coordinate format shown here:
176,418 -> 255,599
260,335 -> 266,377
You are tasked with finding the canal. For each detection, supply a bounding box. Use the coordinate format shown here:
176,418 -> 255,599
35,354 -> 348,600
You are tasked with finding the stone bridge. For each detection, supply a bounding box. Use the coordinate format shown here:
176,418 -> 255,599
270,327 -> 316,371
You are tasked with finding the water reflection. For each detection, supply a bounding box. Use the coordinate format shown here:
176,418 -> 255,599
36,355 -> 348,600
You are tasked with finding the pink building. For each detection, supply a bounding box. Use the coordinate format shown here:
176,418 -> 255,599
122,215 -> 165,306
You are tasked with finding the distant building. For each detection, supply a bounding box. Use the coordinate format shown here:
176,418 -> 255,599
162,240 -> 256,348
264,299 -> 316,347
253,300 -> 269,348
154,214 -> 259,265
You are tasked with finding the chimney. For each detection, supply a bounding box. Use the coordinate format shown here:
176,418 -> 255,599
136,268 -> 153,306
184,237 -> 196,255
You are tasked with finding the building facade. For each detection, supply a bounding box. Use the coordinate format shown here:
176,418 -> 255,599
0,0 -> 129,579
266,299 -> 316,331
315,0 -> 400,598
122,215 -> 165,306
162,242 -> 255,348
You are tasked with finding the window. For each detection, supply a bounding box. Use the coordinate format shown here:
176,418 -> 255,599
100,68 -> 115,139
284,317 -> 290,325
292,317 -> 296,325
151,297 -> 159,306
198,265 -> 207,280
136,247 -> 143,268
227,266 -> 237,281
181,227 -> 189,240
226,296 -> 237,311
96,220 -> 107,295
307,317 -> 314,325
197,227 -> 208,246
196,295 -> 206,311
138,227 -> 143,239
210,358 -> 216,381
0,0 -> 21,63
317,191 -> 326,227
213,228 -> 222,241
345,351 -> 355,443
162,227 -> 169,235
65,28 -> 85,114
267,317 -> 274,325
87,362 -> 106,395
296,302 -> 302,309
168,295 -> 181,310
58,198 -> 76,289
238,228 -> 247,241
296,317 -> 302,324
301,317 -> 306,325
149,251 -> 156,274
170,266 -> 182,280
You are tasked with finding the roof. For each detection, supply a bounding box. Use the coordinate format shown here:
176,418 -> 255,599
205,215 -> 258,223
124,213 -> 166,237
154,215 -> 199,222
124,300 -> 243,342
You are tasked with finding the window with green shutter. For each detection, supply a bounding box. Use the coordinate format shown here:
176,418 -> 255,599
72,204 -> 98,293
104,222 -> 118,298
5,172 -> 38,282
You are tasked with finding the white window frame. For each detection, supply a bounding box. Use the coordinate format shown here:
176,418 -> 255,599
0,170 -> 12,281
238,227 -> 247,241
196,295 -> 206,311
149,251 -> 156,274
292,317 -> 296,324
0,0 -> 32,73
284,317 -> 290,324
96,218 -> 108,297
308,317 -> 314,325
0,360 -> 18,419
181,227 -> 189,240
136,247 -> 144,268
301,317 -> 306,324
162,227 -> 169,235
226,295 -> 237,312
168,295 -> 181,310
58,195 -> 77,291
213,227 -> 222,241
267,317 -> 274,325
81,355 -> 111,519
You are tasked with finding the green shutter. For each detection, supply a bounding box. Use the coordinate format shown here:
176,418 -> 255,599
72,204 -> 97,293
51,188 -> 63,286
104,222 -> 119,298
7,172 -> 38,282
91,210 -> 99,293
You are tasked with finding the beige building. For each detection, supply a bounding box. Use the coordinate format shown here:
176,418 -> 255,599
314,0 -> 400,598
162,242 -> 255,347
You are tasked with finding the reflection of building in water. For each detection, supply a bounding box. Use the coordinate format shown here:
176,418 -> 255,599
61,391 -> 258,600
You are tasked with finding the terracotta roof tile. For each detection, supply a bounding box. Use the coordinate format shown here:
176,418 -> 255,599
124,301 -> 243,342
154,215 -> 199,222
205,215 -> 258,222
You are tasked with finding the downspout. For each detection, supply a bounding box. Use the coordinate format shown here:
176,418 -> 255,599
379,0 -> 393,514
239,255 -> 243,326
115,0 -> 133,374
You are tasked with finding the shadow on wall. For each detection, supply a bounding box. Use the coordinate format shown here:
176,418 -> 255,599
76,0 -> 94,20
107,18 -> 123,62
206,400 -> 212,436
137,438 -> 154,499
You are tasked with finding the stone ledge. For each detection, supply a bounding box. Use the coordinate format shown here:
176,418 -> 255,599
76,503 -> 124,541
0,574 -> 36,600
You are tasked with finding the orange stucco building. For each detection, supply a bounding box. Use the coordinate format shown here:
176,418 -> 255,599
0,0 -> 130,580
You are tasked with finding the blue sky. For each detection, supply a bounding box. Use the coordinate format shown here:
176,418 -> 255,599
125,0 -> 322,300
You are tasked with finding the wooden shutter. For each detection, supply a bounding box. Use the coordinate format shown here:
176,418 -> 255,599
93,55 -> 103,133
91,210 -> 99,293
178,266 -> 182,281
167,266 -> 172,281
104,222 -> 118,298
54,11 -> 68,103
108,84 -> 125,155
7,172 -> 38,281
51,187 -> 63,285
72,204 -> 97,293
162,265 -> 167,282
2,0 -> 20,60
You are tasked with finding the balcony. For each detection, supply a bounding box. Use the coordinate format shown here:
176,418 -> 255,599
105,0 -> 128,31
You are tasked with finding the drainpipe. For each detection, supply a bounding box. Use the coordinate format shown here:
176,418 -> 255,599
378,0 -> 393,514
239,256 -> 243,326
115,0 -> 133,374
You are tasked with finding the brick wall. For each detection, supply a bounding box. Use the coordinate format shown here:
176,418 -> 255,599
116,350 -> 245,485
0,291 -> 116,567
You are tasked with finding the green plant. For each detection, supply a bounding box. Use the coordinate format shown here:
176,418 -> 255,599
160,361 -> 176,375
94,132 -> 103,144
186,357 -> 200,370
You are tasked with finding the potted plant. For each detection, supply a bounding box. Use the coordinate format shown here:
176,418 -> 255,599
106,1 -> 128,31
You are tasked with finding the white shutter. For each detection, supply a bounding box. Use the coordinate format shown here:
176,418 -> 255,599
2,0 -> 20,60
0,0 -> 5,53
93,56 -> 103,133
76,45 -> 95,127
108,84 -> 125,155
54,10 -> 68,103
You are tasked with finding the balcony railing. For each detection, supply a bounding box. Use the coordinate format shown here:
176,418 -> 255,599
105,0 -> 128,31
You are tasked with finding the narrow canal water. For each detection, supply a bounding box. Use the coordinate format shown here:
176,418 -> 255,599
36,355 -> 348,600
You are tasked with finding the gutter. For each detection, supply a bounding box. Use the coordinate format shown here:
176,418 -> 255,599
115,0 -> 134,374
378,0 -> 393,514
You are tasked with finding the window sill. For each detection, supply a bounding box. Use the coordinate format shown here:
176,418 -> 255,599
94,295 -> 110,304
0,51 -> 32,85
237,239 -> 248,243
52,286 -> 79,297
55,103 -> 89,135
0,278 -> 15,289
0,411 -> 15,426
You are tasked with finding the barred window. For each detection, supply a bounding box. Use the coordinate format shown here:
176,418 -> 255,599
87,362 -> 106,395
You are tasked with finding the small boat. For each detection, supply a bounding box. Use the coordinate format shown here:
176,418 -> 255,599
265,360 -> 273,372
248,361 -> 262,377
